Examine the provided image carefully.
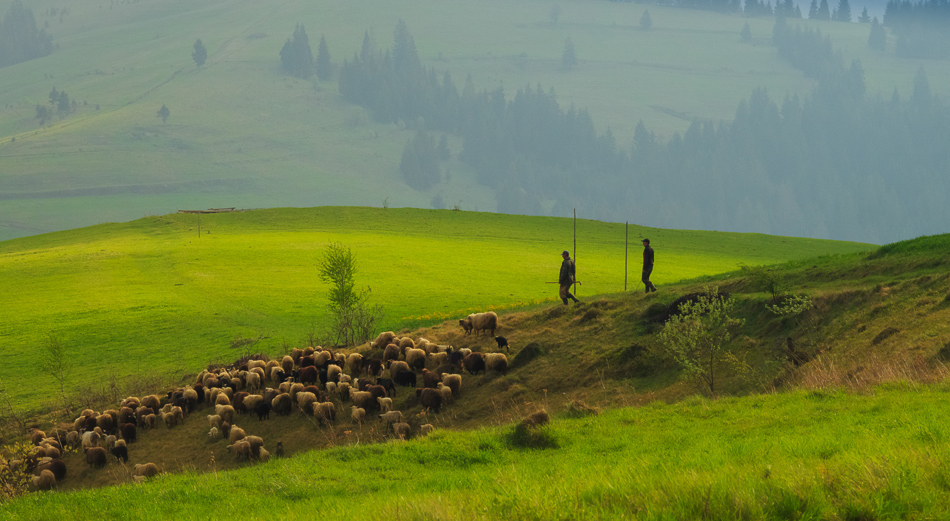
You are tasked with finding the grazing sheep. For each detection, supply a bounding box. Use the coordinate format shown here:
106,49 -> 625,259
135,407 -> 155,428
296,392 -> 318,414
485,353 -> 509,374
65,430 -> 81,449
247,371 -> 263,393
351,391 -> 376,412
493,336 -> 510,352
141,395 -> 161,411
419,424 -> 434,436
421,369 -> 441,389
48,458 -> 67,481
271,393 -> 292,416
339,374 -> 352,384
326,364 -> 342,383
313,350 -> 332,369
337,382 -> 352,402
84,447 -> 107,468
243,395 -> 264,415
255,400 -> 271,421
144,414 -> 157,429
281,355 -> 294,375
325,381 -> 337,395
416,388 -> 443,413
298,366 -> 318,385
458,317 -> 474,335
162,412 -> 178,429
228,425 -> 246,444
442,374 -> 462,397
350,407 -> 366,424
118,407 -> 135,425
468,312 -> 499,336
288,383 -> 305,402
208,427 -> 220,440
244,436 -> 264,458
377,397 -> 393,413
462,352 -> 486,375
32,469 -> 56,490
232,392 -> 250,414
389,361 -> 414,387
405,348 -> 427,371
227,440 -> 251,460
207,414 -> 223,429
80,430 -> 100,450
347,353 -> 364,376
111,439 -> 128,463
436,383 -> 452,404
312,402 -> 336,423
366,384 -> 387,402
299,355 -> 315,368
429,351 -> 448,368
275,441 -> 284,458
133,462 -> 160,478
120,423 -> 137,443
372,331 -> 397,350
379,410 -> 403,426
215,393 -> 231,407
383,344 -> 400,365
215,405 -> 235,424
258,447 -> 271,463
391,422 -> 411,440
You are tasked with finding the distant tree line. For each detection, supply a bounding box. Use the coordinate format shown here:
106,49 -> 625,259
35,87 -> 74,125
0,0 -> 53,68
884,0 -> 950,59
335,20 -> 948,243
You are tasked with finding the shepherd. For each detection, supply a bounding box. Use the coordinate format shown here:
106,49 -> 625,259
642,239 -> 657,293
559,250 -> 580,305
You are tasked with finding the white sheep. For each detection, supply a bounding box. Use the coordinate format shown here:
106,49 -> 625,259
377,397 -> 393,413
229,425 -> 246,444
379,410 -> 403,426
351,406 -> 366,424
207,414 -> 223,429
419,424 -> 434,436
208,427 -> 220,440
258,447 -> 271,463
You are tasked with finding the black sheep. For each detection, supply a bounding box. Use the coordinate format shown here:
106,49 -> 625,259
255,401 -> 271,421
494,336 -> 510,353
376,378 -> 397,397
393,371 -> 417,387
120,423 -> 137,443
462,352 -> 486,375
111,443 -> 128,463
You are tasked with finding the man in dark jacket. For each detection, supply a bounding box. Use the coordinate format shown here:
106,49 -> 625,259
559,250 -> 580,305
642,239 -> 657,293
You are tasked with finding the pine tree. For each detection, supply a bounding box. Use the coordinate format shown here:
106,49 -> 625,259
858,7 -> 870,22
560,37 -> 577,71
315,34 -> 331,80
868,17 -> 886,51
816,0 -> 830,19
192,38 -> 207,66
808,0 -> 818,18
0,0 -> 53,68
157,104 -> 170,124
279,23 -> 313,79
640,10 -> 652,30
834,0 -> 851,21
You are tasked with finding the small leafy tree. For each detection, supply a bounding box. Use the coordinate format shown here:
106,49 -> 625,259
39,332 -> 71,412
658,288 -> 744,395
192,38 -> 207,66
157,104 -> 170,124
318,243 -> 383,346
739,263 -> 785,302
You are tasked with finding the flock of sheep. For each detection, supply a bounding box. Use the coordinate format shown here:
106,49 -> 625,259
9,318 -> 510,493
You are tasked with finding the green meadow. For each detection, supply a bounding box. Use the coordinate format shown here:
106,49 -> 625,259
7,384 -> 950,519
0,207 -> 871,412
2,0 -> 948,241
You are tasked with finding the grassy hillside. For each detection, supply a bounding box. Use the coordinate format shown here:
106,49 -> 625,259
2,231 -> 949,517
1,0 -> 947,241
0,207 -> 871,412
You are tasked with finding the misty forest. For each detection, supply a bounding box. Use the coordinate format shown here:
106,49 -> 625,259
1,0 -> 950,243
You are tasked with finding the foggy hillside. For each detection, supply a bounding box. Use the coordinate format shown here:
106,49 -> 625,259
0,0 -> 948,244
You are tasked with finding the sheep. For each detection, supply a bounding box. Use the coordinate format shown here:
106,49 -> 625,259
118,407 -> 135,425
416,388 -> 443,413
350,407 -> 366,424
281,355 -> 294,375
405,348 -> 427,371
389,361 -> 413,386
116,423 -> 135,444
326,364 -> 342,383
462,352 -> 486,375
32,469 -> 56,490
372,331 -> 396,350
135,407 -> 155,428
313,402 -> 336,423
111,439 -> 128,463
298,366 -> 318,385
48,458 -> 67,482
485,353 -> 509,374
296,392 -> 318,414
243,395 -> 264,415
104,435 -> 117,452
271,393 -> 292,416
215,404 -> 236,424
228,425 -> 246,444
442,373 -> 462,397
133,462 -> 160,478
227,440 -> 251,460
339,374 -> 353,384
207,414 -> 223,429
458,317 -> 474,335
258,447 -> 271,463
419,424 -> 434,436
275,441 -> 284,458
365,359 -> 383,378
377,397 -> 393,413
417,338 -> 433,354
494,336 -> 510,352
246,371 -> 263,392
215,393 -> 231,407
337,382 -> 352,402
366,385 -> 388,403
429,351 -> 448,368
325,381 -> 338,395
144,414 -> 157,429
255,400 -> 271,421
96,413 -> 115,433
391,422 -> 411,440
379,410 -> 403,426
347,353 -> 364,376
244,435 -> 264,459
208,427 -> 220,440
162,411 -> 179,429
468,312 -> 499,336
232,392 -> 250,414
314,350 -> 332,368
288,383 -> 305,402
65,430 -> 81,449
351,391 -> 376,412
422,369 -> 441,389
120,396 -> 141,410
141,395 -> 161,411
85,446 -> 107,468
436,383 -> 452,404
81,430 -> 101,450
383,344 -> 400,365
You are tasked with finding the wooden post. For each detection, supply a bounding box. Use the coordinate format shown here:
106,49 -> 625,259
573,209 -> 577,296
625,221 -> 628,291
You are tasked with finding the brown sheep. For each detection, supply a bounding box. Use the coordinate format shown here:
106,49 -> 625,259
485,353 -> 509,374
372,331 -> 397,350
32,469 -> 56,490
405,348 -> 427,371
85,446 -> 107,468
442,372 -> 462,397
133,462 -> 160,478
421,369 -> 441,389
462,352 -> 486,375
416,388 -> 443,413
383,343 -> 400,365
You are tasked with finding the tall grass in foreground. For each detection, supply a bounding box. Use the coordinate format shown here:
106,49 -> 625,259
6,383 -> 950,519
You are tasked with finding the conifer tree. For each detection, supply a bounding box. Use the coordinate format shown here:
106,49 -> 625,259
560,37 -> 577,71
640,10 -> 652,30
868,17 -> 886,51
192,38 -> 207,66
315,34 -> 331,80
834,0 -> 851,21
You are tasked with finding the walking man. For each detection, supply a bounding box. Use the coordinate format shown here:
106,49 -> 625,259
559,250 -> 580,305
642,239 -> 657,293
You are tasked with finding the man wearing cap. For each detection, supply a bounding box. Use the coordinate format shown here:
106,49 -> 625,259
642,239 -> 657,293
559,250 -> 580,305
